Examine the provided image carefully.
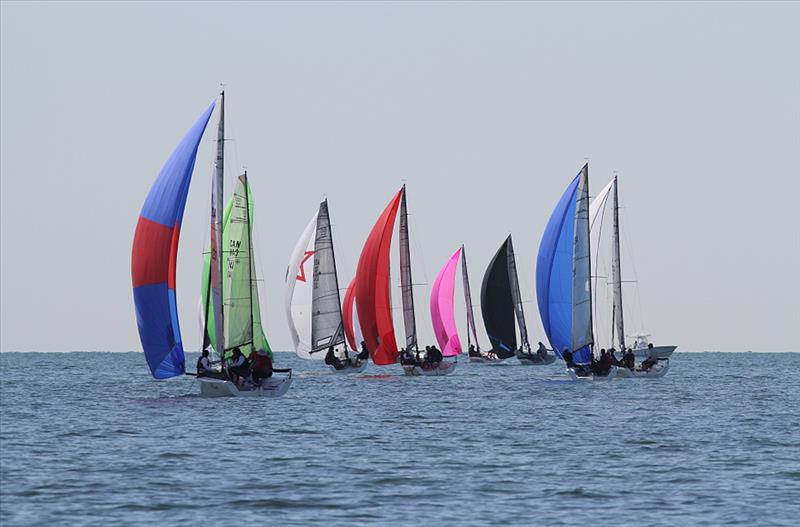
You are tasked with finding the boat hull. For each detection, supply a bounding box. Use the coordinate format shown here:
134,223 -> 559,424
567,365 -> 617,382
198,376 -> 293,398
329,361 -> 368,374
403,361 -> 458,376
616,360 -> 670,378
515,350 -> 557,365
633,345 -> 676,359
468,356 -> 504,364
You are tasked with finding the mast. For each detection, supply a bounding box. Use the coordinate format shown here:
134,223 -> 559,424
506,236 -> 529,351
205,90 -> 225,358
611,176 -> 625,350
242,171 -> 255,349
399,185 -> 417,351
461,244 -> 480,351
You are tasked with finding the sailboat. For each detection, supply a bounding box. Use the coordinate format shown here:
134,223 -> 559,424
354,186 -> 455,376
481,235 -> 555,365
589,176 -> 674,378
536,164 -> 616,381
285,199 -> 367,373
131,94 -> 291,397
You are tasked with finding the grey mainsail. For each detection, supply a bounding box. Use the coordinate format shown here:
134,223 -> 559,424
572,165 -> 594,353
311,199 -> 346,352
505,236 -> 529,350
399,186 -> 417,351
461,244 -> 480,351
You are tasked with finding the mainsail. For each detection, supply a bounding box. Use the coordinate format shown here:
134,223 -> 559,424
202,174 -> 271,358
536,164 -> 594,363
132,101 -> 215,379
506,236 -> 529,351
354,189 -> 403,365
310,199 -> 346,352
398,186 -> 417,351
460,245 -> 480,351
430,248 -> 463,357
589,176 -> 625,351
480,236 -> 517,359
285,211 -> 318,357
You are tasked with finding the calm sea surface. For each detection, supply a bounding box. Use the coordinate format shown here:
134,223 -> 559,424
1,352 -> 799,526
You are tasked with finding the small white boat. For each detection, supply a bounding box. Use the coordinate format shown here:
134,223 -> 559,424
403,361 -> 458,376
198,373 -> 293,398
630,335 -> 677,359
567,365 -> 617,382
616,360 -> 670,379
329,360 -> 368,374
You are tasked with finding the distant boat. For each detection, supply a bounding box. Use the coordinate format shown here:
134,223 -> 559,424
285,199 -> 367,373
589,176 -> 675,377
536,164 -> 616,381
131,93 -> 291,396
354,186 -> 456,376
481,235 -> 555,365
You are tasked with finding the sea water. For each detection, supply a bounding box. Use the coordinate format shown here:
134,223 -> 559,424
1,352 -> 798,526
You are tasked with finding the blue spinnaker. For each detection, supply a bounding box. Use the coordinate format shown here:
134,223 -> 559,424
132,101 -> 215,379
535,168 -> 592,364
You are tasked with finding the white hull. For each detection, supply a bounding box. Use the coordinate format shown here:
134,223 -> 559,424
198,375 -> 293,398
616,361 -> 670,378
328,361 -> 368,374
633,345 -> 676,359
567,365 -> 617,382
404,361 -> 458,376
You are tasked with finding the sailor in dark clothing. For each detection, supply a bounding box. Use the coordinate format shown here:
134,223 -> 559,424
622,348 -> 635,370
468,344 -> 481,358
196,349 -> 215,377
537,342 -> 548,360
250,350 -> 273,384
427,345 -> 443,367
227,347 -> 250,384
357,341 -> 370,361
562,348 -> 574,368
597,349 -> 614,375
325,346 -> 344,370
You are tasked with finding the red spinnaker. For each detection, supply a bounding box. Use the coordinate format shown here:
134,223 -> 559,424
355,189 -> 403,365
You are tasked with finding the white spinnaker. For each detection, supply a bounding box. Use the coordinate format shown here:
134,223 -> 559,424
285,212 -> 318,358
352,295 -> 363,350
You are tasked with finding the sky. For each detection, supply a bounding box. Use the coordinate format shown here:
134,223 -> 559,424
1,1 -> 798,353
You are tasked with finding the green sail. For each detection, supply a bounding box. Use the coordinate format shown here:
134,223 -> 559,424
202,174 -> 272,358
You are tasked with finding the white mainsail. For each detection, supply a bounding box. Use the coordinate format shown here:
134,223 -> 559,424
285,211 -> 318,358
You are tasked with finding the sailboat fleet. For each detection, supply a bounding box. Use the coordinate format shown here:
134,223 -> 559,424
131,96 -> 676,396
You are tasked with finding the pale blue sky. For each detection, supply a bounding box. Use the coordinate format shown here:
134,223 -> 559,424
1,1 -> 798,352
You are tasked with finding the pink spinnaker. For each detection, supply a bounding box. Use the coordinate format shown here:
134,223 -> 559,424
430,248 -> 463,357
